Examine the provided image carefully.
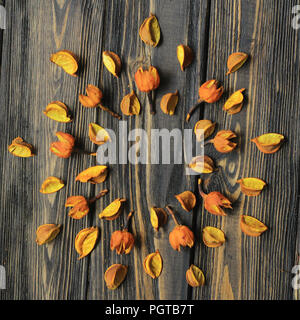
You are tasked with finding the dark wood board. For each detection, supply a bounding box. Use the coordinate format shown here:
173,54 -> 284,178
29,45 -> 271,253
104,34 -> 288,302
191,0 -> 300,300
0,0 -> 299,300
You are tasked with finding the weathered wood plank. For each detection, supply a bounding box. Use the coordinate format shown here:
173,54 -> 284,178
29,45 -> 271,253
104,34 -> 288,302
0,0 -> 5,73
192,0 -> 300,300
87,0 -> 209,299
0,0 -> 105,299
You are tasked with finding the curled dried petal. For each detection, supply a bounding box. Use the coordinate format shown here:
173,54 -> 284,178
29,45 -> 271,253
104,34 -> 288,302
89,123 -> 110,145
237,177 -> 266,196
104,264 -> 128,290
186,265 -> 205,287
75,165 -> 108,184
75,227 -> 98,259
202,226 -> 225,248
79,84 -> 103,108
226,52 -> 248,75
169,225 -> 194,251
139,14 -> 160,47
40,176 -> 65,194
43,101 -> 72,123
50,50 -> 78,76
209,130 -> 237,153
8,137 -> 34,158
143,250 -> 163,279
240,215 -> 268,237
99,198 -> 126,221
223,89 -> 245,114
50,132 -> 75,158
120,91 -> 140,116
160,90 -> 179,115
102,51 -> 121,77
65,196 -> 89,219
150,207 -> 167,231
188,155 -> 215,174
177,44 -> 194,71
175,191 -> 196,212
110,230 -> 135,254
194,120 -> 216,141
134,66 -> 160,92
251,133 -> 284,154
199,80 -> 224,103
36,224 -> 61,245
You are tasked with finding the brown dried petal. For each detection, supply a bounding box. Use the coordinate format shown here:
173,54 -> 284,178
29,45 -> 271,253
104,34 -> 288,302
186,265 -> 205,287
202,226 -> 225,248
36,224 -> 61,245
89,123 -> 110,145
210,130 -> 237,153
223,89 -> 245,114
104,264 -> 128,290
120,91 -> 141,116
150,207 -> 167,231
175,191 -> 196,212
79,84 -> 103,108
240,215 -> 268,237
75,165 -> 108,184
65,196 -> 89,219
160,90 -> 179,115
188,155 -> 215,174
169,225 -> 194,251
139,14 -> 160,47
177,44 -> 194,71
99,198 -> 126,221
102,51 -> 121,77
226,52 -> 248,75
75,227 -> 98,259
251,133 -> 284,154
143,250 -> 163,279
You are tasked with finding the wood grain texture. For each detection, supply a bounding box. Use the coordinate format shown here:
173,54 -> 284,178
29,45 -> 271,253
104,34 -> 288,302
0,0 -> 299,300
191,0 -> 300,300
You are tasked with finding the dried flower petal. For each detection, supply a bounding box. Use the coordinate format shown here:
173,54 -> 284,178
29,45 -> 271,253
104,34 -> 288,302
177,44 -> 194,71
175,191 -> 196,212
104,264 -> 128,290
36,224 -> 61,245
8,137 -> 34,158
194,120 -> 216,141
120,91 -> 140,116
134,66 -> 160,92
237,177 -> 266,196
226,52 -> 248,75
251,133 -> 284,154
102,51 -> 121,77
209,130 -> 237,153
160,90 -> 179,115
150,207 -> 167,231
139,14 -> 160,47
79,84 -> 103,108
99,198 -> 126,221
186,265 -> 205,287
50,132 -> 75,158
240,215 -> 268,237
202,226 -> 225,248
40,176 -> 65,194
89,123 -> 110,145
43,101 -> 72,123
198,178 -> 232,216
199,80 -> 224,103
169,225 -> 194,251
143,250 -> 163,279
223,89 -> 245,114
50,50 -> 78,76
65,196 -> 89,219
110,230 -> 134,255
75,227 -> 98,259
75,165 -> 108,184
188,155 -> 215,174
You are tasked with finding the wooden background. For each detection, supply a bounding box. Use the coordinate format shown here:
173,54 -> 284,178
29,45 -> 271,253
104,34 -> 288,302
0,0 -> 299,300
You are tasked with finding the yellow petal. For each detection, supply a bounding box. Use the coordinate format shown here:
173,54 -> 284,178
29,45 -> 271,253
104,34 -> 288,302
177,44 -> 194,71
75,165 -> 108,184
160,90 -> 179,115
223,89 -> 245,114
186,265 -> 205,287
99,198 -> 126,220
75,227 -> 98,259
143,250 -> 163,279
139,14 -> 160,47
104,264 -> 128,290
40,177 -> 65,194
43,101 -> 72,123
237,177 -> 266,196
189,155 -> 215,173
89,123 -> 110,145
36,224 -> 61,245
240,215 -> 268,237
8,137 -> 34,158
175,191 -> 196,212
202,226 -> 225,248
120,91 -> 141,116
50,50 -> 78,76
102,51 -> 121,77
